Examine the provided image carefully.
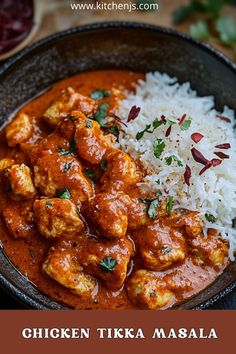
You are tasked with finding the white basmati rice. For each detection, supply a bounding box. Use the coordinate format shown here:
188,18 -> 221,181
116,72 -> 236,260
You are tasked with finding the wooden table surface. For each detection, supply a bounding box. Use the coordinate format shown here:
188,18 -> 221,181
33,0 -> 236,60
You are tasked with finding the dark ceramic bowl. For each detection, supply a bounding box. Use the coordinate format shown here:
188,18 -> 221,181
0,22 -> 236,309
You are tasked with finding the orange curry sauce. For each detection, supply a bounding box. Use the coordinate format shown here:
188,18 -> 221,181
0,70 -> 228,309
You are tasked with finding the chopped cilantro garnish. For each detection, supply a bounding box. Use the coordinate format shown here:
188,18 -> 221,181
108,125 -> 119,137
205,213 -> 217,223
180,119 -> 192,131
167,119 -> 177,126
99,256 -> 117,272
84,168 -> 97,181
70,115 -> 77,122
165,155 -> 183,167
138,197 -> 159,219
56,188 -> 71,199
161,245 -> 172,255
148,199 -> 159,219
63,162 -> 72,173
94,102 -> 109,127
136,118 -> 164,141
90,89 -> 110,100
45,200 -> 52,208
153,139 -> 165,158
85,119 -> 93,128
57,147 -> 72,156
100,160 -> 107,171
166,196 -> 174,215
57,138 -> 76,156
149,291 -> 156,297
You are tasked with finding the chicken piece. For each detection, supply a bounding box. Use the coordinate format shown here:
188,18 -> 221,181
0,158 -> 15,171
5,112 -> 32,147
77,236 -> 134,290
3,163 -> 36,200
100,150 -> 140,192
132,220 -> 186,271
188,231 -> 228,268
128,197 -> 150,230
44,87 -> 97,127
126,270 -> 174,309
24,117 -> 76,166
34,152 -> 93,203
33,198 -> 84,239
43,241 -> 97,296
2,202 -> 34,239
86,192 -> 130,239
168,210 -> 203,237
71,110 -> 111,164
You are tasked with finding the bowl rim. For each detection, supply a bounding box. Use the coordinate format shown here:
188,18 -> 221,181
0,21 -> 236,310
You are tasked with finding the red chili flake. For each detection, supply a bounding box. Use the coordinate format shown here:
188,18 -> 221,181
215,143 -> 231,149
191,147 -> 209,165
216,114 -> 231,123
211,158 -> 222,167
214,152 -> 230,159
199,162 -> 212,175
191,132 -> 204,143
112,113 -> 128,127
184,165 -> 191,186
179,113 -> 187,125
160,115 -> 166,123
127,105 -> 141,122
165,125 -> 172,137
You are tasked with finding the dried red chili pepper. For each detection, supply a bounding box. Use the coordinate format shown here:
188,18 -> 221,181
214,152 -> 229,159
191,132 -> 204,143
184,165 -> 191,186
127,105 -> 141,122
215,143 -> 231,149
191,147 -> 209,165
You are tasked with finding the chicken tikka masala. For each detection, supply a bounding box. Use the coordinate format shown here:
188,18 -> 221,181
0,70 -> 229,309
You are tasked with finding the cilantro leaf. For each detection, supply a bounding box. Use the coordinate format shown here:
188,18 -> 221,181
136,124 -> 151,140
99,257 -> 117,272
205,213 -> 217,223
108,125 -> 119,137
166,196 -> 174,215
94,102 -> 109,127
84,168 -> 97,181
70,115 -> 77,122
90,89 -> 110,100
56,188 -> 71,199
153,139 -> 165,158
45,200 -> 52,208
62,162 -> 72,173
165,155 -> 183,167
152,118 -> 163,129
148,199 -> 159,219
190,20 -> 210,39
180,119 -> 192,131
100,160 -> 107,171
138,197 -> 159,219
85,119 -> 93,128
161,245 -> 173,255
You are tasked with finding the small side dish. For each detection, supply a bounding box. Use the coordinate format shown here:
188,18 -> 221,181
0,70 -> 235,309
